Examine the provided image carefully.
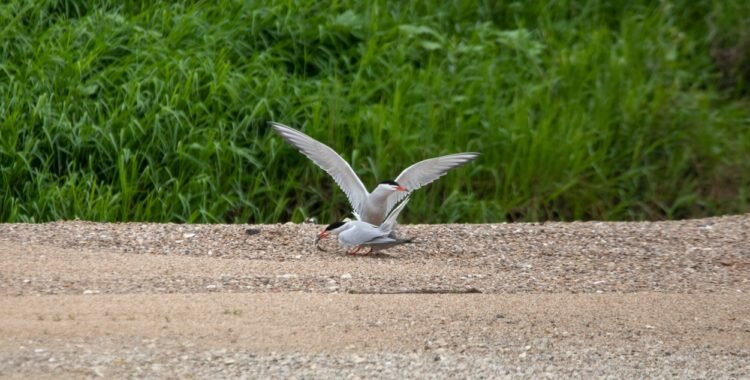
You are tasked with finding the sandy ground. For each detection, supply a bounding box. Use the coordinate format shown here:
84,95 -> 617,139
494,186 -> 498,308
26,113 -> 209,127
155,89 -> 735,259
1,215 -> 749,378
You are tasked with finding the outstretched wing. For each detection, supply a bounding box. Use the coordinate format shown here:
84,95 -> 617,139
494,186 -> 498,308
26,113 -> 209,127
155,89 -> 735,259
386,153 -> 479,214
270,122 -> 369,216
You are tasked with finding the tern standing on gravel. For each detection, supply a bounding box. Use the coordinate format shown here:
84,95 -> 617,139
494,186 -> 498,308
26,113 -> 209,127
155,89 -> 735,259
270,122 -> 479,224
315,195 -> 414,255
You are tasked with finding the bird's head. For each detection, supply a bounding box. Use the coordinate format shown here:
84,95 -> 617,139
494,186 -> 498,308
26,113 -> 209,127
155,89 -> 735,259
316,221 -> 348,243
377,180 -> 408,192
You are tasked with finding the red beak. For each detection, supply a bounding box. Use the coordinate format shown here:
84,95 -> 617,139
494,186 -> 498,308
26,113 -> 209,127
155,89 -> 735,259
396,185 -> 408,192
314,230 -> 329,245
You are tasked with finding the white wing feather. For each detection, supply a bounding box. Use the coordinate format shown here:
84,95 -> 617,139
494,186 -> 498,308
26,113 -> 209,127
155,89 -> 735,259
339,221 -> 389,246
380,194 -> 411,233
270,122 -> 369,217
386,153 -> 479,215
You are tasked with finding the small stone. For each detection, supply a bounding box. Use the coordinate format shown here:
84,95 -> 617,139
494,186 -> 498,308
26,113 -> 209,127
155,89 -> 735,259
425,338 -> 447,349
92,366 -> 105,377
341,273 -> 352,280
325,278 -> 339,291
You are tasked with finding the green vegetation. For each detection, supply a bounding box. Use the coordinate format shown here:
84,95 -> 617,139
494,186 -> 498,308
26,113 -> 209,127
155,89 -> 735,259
1,1 -> 749,223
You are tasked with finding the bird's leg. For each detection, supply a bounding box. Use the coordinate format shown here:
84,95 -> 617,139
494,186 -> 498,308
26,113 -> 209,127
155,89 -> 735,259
363,247 -> 373,256
346,246 -> 361,255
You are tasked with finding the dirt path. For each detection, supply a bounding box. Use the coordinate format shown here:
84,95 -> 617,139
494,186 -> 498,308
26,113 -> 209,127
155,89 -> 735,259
1,215 -> 749,378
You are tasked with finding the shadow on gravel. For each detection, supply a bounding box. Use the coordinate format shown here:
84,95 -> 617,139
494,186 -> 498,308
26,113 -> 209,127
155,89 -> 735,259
348,288 -> 483,294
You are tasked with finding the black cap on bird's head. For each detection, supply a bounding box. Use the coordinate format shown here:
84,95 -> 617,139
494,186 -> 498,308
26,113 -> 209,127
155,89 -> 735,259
377,180 -> 408,192
324,221 -> 346,231
378,180 -> 399,186
316,221 -> 347,242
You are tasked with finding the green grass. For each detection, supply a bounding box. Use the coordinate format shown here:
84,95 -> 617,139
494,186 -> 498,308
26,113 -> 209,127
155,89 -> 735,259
1,0 -> 749,223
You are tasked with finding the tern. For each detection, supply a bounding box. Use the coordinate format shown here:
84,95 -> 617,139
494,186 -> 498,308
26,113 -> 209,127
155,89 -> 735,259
315,194 -> 413,255
270,122 -> 479,224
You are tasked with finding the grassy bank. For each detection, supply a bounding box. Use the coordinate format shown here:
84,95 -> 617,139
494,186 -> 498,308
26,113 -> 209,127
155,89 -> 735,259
1,0 -> 749,223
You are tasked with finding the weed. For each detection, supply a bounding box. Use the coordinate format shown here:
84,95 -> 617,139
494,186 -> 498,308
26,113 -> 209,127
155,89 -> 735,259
1,1 -> 748,222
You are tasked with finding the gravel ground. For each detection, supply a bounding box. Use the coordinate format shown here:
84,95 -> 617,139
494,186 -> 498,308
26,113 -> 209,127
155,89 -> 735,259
1,215 -> 749,378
